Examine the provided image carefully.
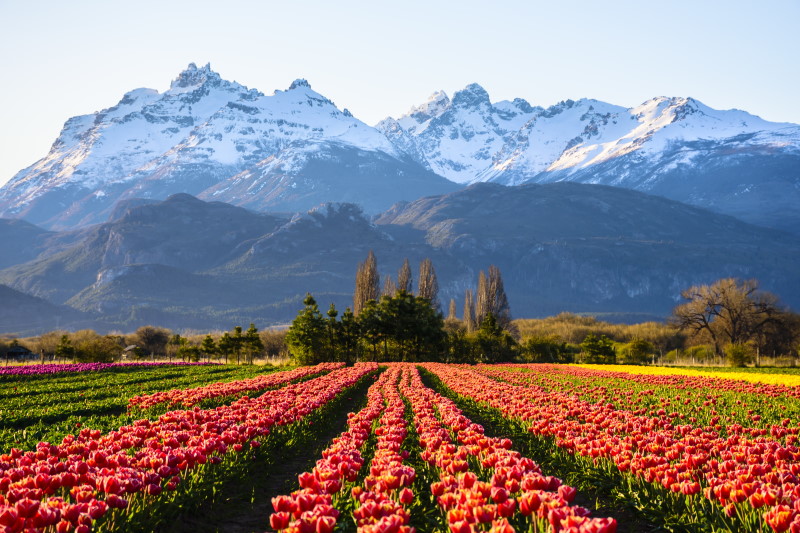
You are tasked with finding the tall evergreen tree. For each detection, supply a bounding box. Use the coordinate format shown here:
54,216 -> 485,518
417,258 -> 439,308
232,326 -> 244,365
339,307 -> 360,363
397,258 -> 412,294
200,334 -> 217,363
217,332 -> 234,364
325,303 -> 340,361
354,250 -> 380,315
286,293 -> 327,365
244,323 -> 264,364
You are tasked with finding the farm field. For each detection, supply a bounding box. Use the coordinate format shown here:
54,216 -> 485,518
2,364 -> 800,531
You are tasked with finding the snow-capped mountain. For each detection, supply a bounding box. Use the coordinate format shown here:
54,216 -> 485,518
0,64 -> 456,228
377,84 -> 539,184
379,87 -> 800,234
2,66 -> 798,233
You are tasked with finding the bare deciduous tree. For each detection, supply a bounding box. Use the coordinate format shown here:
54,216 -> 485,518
672,278 -> 784,355
354,250 -> 380,315
475,266 -> 514,334
447,298 -> 458,321
397,258 -> 412,294
417,258 -> 439,307
463,289 -> 477,333
488,265 -> 513,331
475,270 -> 489,326
382,274 -> 397,297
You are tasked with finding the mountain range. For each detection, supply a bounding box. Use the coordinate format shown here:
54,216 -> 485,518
1,63 -> 798,234
1,185 -> 798,335
0,64 -> 798,334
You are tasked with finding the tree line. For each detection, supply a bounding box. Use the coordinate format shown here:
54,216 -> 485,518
5,273 -> 798,367
289,260 -> 800,366
0,325 -> 290,364
286,252 -> 519,364
516,278 -> 800,366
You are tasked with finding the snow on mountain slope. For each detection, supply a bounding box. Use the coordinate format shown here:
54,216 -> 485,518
378,86 -> 800,233
377,84 -> 539,183
380,87 -> 797,186
0,64 -> 418,228
2,67 -> 798,233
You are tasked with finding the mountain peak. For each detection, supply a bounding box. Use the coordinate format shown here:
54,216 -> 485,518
402,91 -> 451,122
452,83 -> 490,108
170,62 -> 222,90
289,78 -> 312,90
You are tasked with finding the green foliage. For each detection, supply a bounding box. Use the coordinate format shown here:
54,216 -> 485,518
473,313 -> 518,363
440,313 -> 520,364
515,313 -> 682,351
0,365 -> 280,451
286,291 -> 445,363
285,293 -> 327,365
580,333 -> 616,364
355,290 -> 446,362
71,331 -> 122,363
243,323 -> 264,364
725,342 -> 754,367
200,335 -> 217,362
217,332 -> 235,364
338,307 -> 360,363
55,334 -> 76,361
617,338 -> 655,365
520,334 -> 575,363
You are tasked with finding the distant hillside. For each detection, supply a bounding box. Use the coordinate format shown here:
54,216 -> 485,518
0,284 -> 96,336
0,183 -> 797,333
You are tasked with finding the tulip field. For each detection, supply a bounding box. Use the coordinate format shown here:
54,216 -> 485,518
3,363 -> 800,532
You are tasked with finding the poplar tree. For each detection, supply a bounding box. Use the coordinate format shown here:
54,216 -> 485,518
417,258 -> 439,308
354,250 -> 380,315
397,258 -> 412,294
447,299 -> 458,321
463,289 -> 477,333
382,275 -> 397,297
475,266 -> 513,333
476,270 -> 489,326
488,265 -> 513,331
232,326 -> 244,365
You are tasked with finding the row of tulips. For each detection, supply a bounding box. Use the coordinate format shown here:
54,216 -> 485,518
270,367 -> 397,533
128,363 -> 344,410
351,367 -> 415,533
0,362 -> 216,377
0,363 -> 273,453
271,365 -> 616,533
425,363 -> 800,532
402,366 -> 616,533
0,363 -> 377,533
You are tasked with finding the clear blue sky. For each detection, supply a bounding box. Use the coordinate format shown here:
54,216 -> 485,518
1,0 -> 798,186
